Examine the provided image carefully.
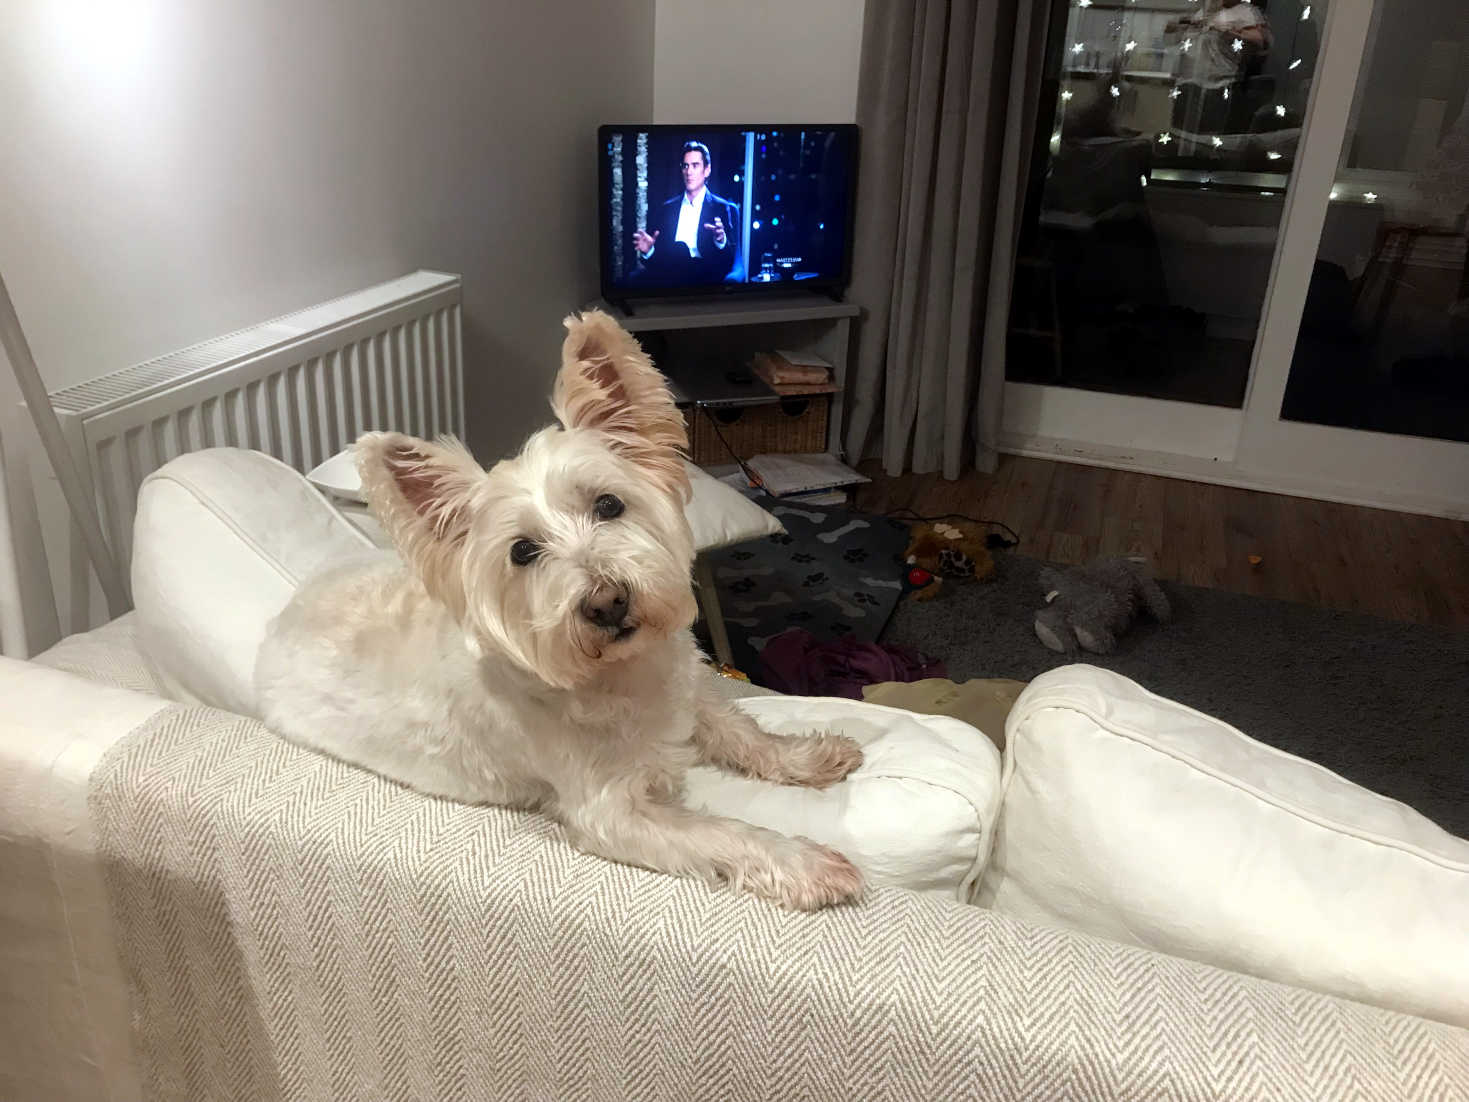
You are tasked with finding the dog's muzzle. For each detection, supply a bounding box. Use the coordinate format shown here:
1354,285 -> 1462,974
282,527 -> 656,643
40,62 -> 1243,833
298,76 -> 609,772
581,584 -> 632,634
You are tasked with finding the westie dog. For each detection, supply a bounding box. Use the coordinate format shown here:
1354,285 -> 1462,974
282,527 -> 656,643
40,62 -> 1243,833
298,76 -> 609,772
256,310 -> 864,910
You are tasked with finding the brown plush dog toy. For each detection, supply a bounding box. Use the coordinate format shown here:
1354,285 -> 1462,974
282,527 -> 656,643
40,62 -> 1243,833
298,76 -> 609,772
903,521 -> 997,601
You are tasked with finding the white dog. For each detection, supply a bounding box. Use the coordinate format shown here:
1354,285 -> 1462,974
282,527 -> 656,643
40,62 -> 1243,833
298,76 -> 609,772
256,310 -> 864,910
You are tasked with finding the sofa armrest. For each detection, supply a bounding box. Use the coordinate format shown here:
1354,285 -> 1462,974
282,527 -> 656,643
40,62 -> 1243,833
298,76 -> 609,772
0,656 -> 172,843
0,657 -> 172,1101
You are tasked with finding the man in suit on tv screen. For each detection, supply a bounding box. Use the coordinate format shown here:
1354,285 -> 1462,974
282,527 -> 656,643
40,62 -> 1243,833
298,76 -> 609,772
631,140 -> 742,284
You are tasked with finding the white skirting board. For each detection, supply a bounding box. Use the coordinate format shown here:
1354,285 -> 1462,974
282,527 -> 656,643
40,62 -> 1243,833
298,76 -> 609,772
998,431 -> 1469,522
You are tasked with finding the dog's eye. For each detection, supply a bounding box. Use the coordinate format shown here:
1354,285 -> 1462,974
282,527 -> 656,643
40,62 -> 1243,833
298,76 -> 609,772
593,493 -> 625,520
509,539 -> 540,566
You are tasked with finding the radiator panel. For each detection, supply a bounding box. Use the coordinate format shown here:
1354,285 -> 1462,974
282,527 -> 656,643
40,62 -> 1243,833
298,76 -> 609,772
47,270 -> 464,572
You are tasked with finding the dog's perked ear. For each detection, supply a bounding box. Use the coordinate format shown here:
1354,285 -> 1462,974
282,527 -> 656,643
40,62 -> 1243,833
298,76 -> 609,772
552,309 -> 691,501
355,431 -> 483,615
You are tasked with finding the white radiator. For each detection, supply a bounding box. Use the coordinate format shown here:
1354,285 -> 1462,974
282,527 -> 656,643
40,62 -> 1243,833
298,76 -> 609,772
44,270 -> 464,577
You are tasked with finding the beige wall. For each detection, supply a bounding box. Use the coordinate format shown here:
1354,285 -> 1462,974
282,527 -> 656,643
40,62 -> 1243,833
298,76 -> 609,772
653,0 -> 864,124
0,0 -> 655,640
1,0 -> 654,441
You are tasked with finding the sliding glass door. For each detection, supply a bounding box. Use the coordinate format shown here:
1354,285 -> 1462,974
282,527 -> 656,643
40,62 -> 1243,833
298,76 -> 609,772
1236,0 -> 1469,514
1003,0 -> 1469,517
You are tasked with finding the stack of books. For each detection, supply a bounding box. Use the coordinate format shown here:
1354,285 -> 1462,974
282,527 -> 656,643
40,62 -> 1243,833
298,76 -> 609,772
751,350 -> 839,395
742,452 -> 869,504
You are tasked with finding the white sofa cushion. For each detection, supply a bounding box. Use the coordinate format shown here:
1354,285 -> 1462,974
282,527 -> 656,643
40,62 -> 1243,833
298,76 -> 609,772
308,449 -> 783,552
132,449 -> 376,717
977,664 -> 1469,1027
680,462 -> 786,551
687,695 -> 1002,900
134,448 -> 998,898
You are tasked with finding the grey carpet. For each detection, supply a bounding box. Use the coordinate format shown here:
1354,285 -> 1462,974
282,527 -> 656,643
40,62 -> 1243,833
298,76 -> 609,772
880,552 -> 1469,839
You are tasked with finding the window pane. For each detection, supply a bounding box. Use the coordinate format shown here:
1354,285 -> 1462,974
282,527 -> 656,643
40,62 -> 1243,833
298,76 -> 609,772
1281,2 -> 1469,443
1010,0 -> 1325,407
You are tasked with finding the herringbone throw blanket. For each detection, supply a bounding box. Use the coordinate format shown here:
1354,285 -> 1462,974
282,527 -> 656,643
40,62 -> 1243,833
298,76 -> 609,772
90,706 -> 1469,1101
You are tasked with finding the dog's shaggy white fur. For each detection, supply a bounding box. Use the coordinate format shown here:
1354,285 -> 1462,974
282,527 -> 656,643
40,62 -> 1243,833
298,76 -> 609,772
256,310 -> 864,910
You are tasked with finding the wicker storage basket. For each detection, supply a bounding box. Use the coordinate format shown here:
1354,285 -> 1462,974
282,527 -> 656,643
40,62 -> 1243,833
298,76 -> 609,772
686,396 -> 829,465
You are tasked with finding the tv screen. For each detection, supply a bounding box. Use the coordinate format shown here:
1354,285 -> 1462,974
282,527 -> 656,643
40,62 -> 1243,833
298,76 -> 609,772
598,124 -> 858,302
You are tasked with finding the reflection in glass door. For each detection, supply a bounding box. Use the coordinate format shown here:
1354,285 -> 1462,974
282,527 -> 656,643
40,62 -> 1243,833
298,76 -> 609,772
998,0 -> 1469,516
1280,1 -> 1469,444
1009,0 -> 1328,408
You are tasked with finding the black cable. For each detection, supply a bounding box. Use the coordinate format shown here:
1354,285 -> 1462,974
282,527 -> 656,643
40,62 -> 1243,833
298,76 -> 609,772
696,405 -> 770,495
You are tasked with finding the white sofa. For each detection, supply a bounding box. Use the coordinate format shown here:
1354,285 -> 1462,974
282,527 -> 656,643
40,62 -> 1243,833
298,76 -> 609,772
3,448 -> 1467,1101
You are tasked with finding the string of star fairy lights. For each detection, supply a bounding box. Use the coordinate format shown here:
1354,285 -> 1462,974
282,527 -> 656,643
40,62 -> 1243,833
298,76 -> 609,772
1048,0 -> 1354,199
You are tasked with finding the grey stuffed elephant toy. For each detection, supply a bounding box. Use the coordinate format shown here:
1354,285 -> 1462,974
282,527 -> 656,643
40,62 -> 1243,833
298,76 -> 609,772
1034,557 -> 1171,654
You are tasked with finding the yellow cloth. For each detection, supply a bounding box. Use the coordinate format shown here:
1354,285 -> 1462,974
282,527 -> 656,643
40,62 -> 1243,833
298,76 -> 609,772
862,677 -> 1028,753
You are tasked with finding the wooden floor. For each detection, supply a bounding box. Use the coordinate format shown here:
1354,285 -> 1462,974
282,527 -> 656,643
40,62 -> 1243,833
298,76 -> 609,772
854,455 -> 1469,630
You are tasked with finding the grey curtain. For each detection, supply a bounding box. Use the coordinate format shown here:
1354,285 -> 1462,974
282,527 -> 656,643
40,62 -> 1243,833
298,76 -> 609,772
844,0 -> 1051,478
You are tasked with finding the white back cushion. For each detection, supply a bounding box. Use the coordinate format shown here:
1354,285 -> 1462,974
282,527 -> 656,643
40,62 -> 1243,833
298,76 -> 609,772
977,664 -> 1469,1027
132,449 -> 376,717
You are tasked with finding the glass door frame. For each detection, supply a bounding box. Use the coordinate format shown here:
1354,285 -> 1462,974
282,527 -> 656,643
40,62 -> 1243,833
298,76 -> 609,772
999,0 -> 1469,520
1235,0 -> 1469,518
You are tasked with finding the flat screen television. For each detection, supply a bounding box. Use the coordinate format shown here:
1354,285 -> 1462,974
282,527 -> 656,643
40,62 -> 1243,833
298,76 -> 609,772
598,123 -> 858,306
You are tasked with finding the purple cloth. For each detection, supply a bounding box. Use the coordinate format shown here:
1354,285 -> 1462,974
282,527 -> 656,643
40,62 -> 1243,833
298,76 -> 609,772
758,628 -> 946,698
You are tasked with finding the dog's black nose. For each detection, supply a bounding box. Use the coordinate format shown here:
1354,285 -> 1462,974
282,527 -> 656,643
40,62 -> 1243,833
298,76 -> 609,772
581,586 -> 630,630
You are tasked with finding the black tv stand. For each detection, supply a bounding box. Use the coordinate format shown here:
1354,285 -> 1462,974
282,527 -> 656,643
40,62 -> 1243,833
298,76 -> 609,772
601,292 -> 855,329
605,288 -> 850,319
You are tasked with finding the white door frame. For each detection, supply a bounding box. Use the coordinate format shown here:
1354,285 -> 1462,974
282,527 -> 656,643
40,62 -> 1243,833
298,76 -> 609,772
1000,0 -> 1469,520
1234,0 -> 1469,518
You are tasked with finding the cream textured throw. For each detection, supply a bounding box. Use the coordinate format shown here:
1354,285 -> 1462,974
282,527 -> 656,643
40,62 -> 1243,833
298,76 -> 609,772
85,703 -> 1469,1100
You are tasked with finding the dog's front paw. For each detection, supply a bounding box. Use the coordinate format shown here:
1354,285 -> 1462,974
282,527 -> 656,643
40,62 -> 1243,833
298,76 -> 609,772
736,840 -> 864,911
777,733 -> 864,789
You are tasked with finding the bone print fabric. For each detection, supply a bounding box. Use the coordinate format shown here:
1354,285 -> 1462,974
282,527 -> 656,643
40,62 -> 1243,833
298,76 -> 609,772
705,499 -> 912,677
